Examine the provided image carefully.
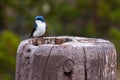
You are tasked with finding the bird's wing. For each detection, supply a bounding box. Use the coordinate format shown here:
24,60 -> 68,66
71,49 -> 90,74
29,27 -> 36,38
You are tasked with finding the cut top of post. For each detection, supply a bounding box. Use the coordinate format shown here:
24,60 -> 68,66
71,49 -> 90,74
20,36 -> 112,46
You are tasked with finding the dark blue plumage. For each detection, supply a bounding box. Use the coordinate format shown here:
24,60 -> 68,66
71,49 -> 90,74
35,16 -> 44,22
34,23 -> 37,28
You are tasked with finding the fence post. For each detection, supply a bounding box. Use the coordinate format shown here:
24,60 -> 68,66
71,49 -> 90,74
16,36 -> 117,80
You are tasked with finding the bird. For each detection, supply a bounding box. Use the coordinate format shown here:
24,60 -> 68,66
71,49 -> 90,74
29,16 -> 47,38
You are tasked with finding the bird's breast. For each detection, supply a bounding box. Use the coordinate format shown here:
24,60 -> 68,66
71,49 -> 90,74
33,25 -> 46,37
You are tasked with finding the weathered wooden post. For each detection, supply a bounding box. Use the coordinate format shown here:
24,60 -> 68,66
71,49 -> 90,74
16,36 -> 117,80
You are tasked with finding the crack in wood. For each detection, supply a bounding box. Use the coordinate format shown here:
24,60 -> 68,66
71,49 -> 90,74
42,46 -> 55,80
83,46 -> 87,80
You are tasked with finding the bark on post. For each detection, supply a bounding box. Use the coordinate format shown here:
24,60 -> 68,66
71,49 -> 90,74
16,36 -> 117,80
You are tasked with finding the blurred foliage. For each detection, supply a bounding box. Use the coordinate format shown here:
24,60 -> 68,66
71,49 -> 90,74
0,0 -> 120,80
0,30 -> 20,80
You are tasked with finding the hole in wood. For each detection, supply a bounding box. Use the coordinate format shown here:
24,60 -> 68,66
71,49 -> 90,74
25,57 -> 30,61
31,37 -> 72,46
26,48 -> 31,53
64,71 -> 72,76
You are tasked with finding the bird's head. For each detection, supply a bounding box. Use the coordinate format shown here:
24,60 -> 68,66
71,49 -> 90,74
35,16 -> 44,22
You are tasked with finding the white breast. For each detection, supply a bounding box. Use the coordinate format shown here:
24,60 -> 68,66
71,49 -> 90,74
33,20 -> 46,37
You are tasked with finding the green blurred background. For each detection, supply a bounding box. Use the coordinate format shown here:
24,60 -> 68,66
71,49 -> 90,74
0,0 -> 120,80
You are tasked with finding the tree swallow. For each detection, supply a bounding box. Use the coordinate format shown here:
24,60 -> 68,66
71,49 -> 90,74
29,16 -> 47,38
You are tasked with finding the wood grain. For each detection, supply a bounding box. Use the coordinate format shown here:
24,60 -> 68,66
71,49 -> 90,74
16,36 -> 117,80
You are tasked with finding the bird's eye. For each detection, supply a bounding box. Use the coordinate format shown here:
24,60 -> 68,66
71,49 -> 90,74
37,18 -> 41,20
36,17 -> 44,22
